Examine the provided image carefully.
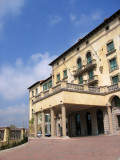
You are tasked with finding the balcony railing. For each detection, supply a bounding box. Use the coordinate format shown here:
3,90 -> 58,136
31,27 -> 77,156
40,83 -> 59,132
74,59 -> 96,77
67,83 -> 84,91
107,83 -> 119,92
87,75 -> 98,85
88,86 -> 100,93
33,81 -> 120,103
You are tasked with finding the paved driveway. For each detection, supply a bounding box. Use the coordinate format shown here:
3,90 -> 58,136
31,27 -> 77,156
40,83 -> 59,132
0,136 -> 120,160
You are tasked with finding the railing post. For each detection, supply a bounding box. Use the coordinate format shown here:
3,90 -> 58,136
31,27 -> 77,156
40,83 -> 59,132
84,84 -> 89,91
103,86 -> 108,93
61,81 -> 67,89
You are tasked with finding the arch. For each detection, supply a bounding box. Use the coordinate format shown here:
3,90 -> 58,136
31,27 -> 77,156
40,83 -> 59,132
107,94 -> 120,104
77,57 -> 82,69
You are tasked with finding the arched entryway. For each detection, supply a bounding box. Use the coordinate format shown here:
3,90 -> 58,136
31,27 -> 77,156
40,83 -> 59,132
86,112 -> 92,135
75,114 -> 81,136
97,109 -> 104,134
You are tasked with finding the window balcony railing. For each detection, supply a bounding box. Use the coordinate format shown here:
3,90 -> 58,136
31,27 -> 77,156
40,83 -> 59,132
107,83 -> 119,92
87,75 -> 98,85
74,59 -> 96,77
33,81 -> 120,103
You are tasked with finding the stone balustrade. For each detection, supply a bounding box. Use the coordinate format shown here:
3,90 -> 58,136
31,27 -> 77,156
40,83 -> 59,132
33,81 -> 120,103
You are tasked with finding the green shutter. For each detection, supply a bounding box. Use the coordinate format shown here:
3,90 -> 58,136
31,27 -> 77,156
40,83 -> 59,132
107,41 -> 114,52
77,59 -> 82,69
49,81 -> 52,88
57,74 -> 60,82
112,75 -> 119,84
110,58 -> 117,71
89,70 -> 94,79
63,70 -> 67,78
87,56 -> 92,64
79,75 -> 83,84
43,83 -> 48,91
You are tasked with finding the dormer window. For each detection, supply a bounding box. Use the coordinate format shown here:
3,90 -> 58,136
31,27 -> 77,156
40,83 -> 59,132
57,74 -> 60,82
36,88 -> 38,95
32,91 -> 34,97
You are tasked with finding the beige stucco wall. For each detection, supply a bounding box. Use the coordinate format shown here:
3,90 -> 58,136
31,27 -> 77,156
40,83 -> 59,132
52,18 -> 120,87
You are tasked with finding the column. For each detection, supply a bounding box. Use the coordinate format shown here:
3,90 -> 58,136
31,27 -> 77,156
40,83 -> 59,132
51,108 -> 55,137
61,104 -> 66,137
107,106 -> 113,134
4,127 -> 10,142
21,128 -> 25,140
34,113 -> 38,137
42,111 -> 45,137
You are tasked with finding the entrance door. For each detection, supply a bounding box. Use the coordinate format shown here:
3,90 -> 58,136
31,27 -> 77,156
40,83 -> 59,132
97,109 -> 104,134
86,112 -> 92,135
75,114 -> 81,136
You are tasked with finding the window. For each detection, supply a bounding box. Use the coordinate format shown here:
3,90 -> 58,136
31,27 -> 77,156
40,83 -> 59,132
117,115 -> 120,127
112,75 -> 119,84
32,91 -> 34,96
43,83 -> 48,91
77,58 -> 82,69
107,41 -> 114,52
86,52 -> 92,64
88,70 -> 94,80
78,75 -> 83,84
32,100 -> 34,105
49,80 -> 52,88
45,114 -> 50,122
110,58 -> 117,71
63,70 -> 67,78
57,74 -> 60,82
36,88 -> 38,95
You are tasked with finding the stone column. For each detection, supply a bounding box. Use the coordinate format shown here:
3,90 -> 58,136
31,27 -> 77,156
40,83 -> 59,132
42,111 -> 45,137
51,108 -> 55,137
21,128 -> 25,140
107,106 -> 113,134
34,113 -> 38,137
61,104 -> 66,137
4,127 -> 10,142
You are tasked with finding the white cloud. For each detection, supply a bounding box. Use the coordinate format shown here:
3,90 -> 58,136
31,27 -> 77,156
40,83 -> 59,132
0,0 -> 26,35
0,52 -> 56,101
73,10 -> 103,26
48,15 -> 62,26
91,10 -> 103,20
0,103 -> 28,128
69,13 -> 76,21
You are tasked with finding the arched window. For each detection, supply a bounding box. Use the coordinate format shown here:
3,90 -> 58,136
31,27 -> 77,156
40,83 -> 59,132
112,96 -> 120,107
86,52 -> 92,64
77,58 -> 82,69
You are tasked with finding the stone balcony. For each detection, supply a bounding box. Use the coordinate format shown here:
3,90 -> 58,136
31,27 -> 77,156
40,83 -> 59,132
87,75 -> 98,85
33,81 -> 120,104
74,59 -> 96,77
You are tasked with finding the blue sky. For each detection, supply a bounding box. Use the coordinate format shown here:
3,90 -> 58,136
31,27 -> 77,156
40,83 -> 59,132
0,0 -> 119,128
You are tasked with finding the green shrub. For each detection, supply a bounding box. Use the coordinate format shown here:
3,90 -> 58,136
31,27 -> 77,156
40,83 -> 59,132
12,142 -> 16,147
